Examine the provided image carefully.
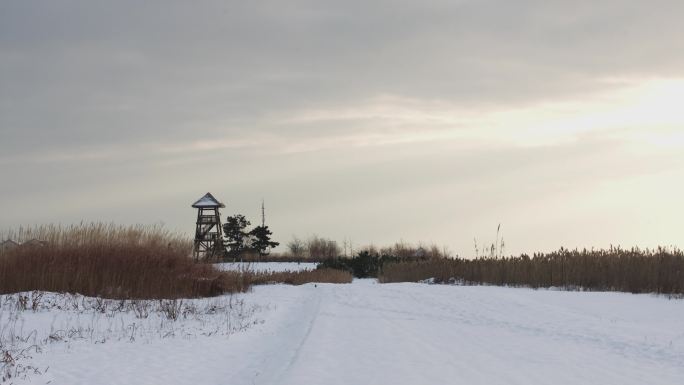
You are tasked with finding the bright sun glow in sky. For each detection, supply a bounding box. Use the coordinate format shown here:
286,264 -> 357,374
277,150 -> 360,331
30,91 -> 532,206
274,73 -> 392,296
281,77 -> 684,151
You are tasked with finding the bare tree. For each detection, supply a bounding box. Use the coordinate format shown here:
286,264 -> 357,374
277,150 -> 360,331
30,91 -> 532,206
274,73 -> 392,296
307,235 -> 340,260
287,236 -> 305,259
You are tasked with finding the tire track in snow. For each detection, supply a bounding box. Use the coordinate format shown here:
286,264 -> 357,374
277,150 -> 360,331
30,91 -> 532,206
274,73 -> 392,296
246,285 -> 323,385
335,283 -> 684,367
272,288 -> 322,384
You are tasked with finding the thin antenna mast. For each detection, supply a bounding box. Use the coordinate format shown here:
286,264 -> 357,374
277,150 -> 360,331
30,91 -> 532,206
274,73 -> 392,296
261,199 -> 265,227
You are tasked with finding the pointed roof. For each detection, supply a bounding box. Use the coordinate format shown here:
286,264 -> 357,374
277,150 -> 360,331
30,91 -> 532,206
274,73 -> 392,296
192,192 -> 225,208
0,239 -> 19,247
0,239 -> 19,251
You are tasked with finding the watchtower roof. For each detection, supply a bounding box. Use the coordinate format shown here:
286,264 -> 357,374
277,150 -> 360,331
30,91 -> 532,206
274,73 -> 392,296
192,192 -> 225,208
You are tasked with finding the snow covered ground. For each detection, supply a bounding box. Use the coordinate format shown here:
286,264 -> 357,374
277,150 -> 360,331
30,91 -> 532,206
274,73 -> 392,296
4,281 -> 684,385
214,261 -> 318,272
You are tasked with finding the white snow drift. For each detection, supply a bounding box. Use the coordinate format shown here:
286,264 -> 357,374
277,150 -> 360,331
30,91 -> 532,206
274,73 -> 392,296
3,277 -> 684,384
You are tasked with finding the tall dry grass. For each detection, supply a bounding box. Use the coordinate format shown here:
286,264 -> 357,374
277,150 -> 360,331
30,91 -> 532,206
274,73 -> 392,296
379,247 -> 684,294
0,223 -> 250,299
1,223 -> 190,250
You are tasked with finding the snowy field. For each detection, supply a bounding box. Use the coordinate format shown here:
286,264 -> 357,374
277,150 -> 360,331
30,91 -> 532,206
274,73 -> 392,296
3,280 -> 684,384
214,261 -> 318,272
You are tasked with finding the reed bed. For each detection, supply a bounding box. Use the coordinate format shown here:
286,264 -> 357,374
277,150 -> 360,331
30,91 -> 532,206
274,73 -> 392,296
0,223 -> 251,299
0,223 -> 352,299
1,223 -> 191,250
378,247 -> 684,294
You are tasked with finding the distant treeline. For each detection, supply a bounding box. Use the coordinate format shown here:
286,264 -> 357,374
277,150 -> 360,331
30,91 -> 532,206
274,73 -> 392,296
316,244 -> 451,278
317,252 -> 414,279
378,247 -> 684,295
233,237 -> 450,263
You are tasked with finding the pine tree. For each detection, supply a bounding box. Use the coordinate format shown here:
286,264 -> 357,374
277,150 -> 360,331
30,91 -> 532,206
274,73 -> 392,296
249,225 -> 279,256
223,215 -> 251,257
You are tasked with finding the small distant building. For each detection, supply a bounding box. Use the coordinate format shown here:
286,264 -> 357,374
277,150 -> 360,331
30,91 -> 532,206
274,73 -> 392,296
0,239 -> 49,254
22,239 -> 48,247
192,192 -> 225,262
0,239 -> 19,253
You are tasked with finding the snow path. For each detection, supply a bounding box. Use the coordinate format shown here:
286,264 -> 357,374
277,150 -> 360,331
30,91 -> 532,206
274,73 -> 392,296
255,282 -> 684,385
24,281 -> 684,385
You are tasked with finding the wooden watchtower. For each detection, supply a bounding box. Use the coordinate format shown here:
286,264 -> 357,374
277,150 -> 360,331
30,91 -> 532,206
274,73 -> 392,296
192,192 -> 225,261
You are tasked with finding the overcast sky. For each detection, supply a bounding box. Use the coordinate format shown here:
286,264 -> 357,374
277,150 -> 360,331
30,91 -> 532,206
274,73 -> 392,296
1,0 -> 683,256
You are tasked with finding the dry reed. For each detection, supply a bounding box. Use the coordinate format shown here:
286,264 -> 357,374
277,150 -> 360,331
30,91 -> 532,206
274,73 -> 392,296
378,247 -> 684,294
0,223 -> 250,299
249,268 -> 353,285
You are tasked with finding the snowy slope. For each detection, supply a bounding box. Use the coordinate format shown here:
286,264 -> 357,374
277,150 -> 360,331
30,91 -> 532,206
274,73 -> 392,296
9,281 -> 684,385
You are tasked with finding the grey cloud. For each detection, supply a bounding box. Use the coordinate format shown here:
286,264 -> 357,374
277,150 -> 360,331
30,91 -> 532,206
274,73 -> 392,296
3,1 -> 684,146
2,0 -> 683,254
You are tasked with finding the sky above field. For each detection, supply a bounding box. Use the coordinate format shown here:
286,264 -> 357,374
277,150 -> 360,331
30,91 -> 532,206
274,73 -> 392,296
1,0 -> 683,256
